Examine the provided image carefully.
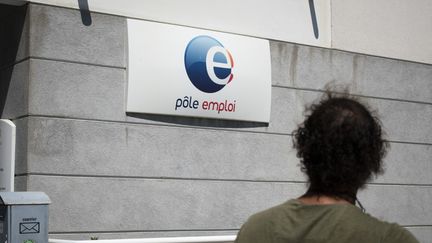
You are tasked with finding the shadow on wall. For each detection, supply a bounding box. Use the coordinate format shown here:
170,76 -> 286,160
0,3 -> 27,118
127,112 -> 269,129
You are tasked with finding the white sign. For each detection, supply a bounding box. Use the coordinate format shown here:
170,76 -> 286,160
127,19 -> 272,122
0,119 -> 16,192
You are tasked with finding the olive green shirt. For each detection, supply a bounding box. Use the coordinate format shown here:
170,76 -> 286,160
235,199 -> 418,243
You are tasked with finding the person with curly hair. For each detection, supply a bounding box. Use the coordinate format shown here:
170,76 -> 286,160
235,92 -> 419,243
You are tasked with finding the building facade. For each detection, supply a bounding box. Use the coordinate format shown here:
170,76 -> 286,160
1,1 -> 431,242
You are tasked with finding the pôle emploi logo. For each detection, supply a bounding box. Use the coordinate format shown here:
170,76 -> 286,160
175,35 -> 237,114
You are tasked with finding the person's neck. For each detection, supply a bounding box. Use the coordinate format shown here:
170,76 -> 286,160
298,194 -> 353,205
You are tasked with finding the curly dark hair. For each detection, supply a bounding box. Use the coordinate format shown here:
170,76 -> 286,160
293,92 -> 389,202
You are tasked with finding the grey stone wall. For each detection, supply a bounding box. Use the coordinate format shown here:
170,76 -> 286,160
1,3 -> 431,242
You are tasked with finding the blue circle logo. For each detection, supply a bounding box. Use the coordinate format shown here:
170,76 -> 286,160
184,36 -> 234,93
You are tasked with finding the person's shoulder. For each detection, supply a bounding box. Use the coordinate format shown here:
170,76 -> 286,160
351,211 -> 419,243
327,205 -> 418,242
381,223 -> 419,243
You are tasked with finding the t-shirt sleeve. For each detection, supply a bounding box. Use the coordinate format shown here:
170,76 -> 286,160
383,224 -> 419,243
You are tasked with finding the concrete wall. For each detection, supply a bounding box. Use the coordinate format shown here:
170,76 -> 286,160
1,3 -> 431,242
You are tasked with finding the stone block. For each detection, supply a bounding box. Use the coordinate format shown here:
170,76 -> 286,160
14,175 -> 27,191
358,184 -> 432,225
25,117 -> 303,181
372,98 -> 432,144
29,4 -> 126,67
298,90 -> 432,144
28,59 -> 125,121
270,41 -> 432,103
378,143 -> 432,184
13,117 -> 28,175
